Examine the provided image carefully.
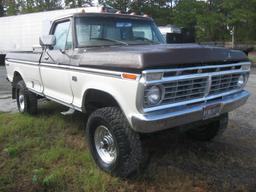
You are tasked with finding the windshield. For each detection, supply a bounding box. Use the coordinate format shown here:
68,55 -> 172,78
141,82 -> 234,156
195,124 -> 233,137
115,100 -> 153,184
75,16 -> 164,47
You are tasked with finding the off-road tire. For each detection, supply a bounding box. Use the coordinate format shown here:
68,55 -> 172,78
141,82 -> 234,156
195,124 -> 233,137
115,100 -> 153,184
186,113 -> 228,141
16,80 -> 38,115
86,107 -> 144,178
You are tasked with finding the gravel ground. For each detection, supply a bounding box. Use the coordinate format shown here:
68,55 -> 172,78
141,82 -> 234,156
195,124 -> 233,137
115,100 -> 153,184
0,66 -> 17,113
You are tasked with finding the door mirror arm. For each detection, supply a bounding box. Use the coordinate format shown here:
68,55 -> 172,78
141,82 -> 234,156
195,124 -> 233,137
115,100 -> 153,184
59,49 -> 72,59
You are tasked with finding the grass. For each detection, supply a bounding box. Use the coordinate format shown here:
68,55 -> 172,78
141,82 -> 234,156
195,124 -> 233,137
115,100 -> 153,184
0,102 -> 256,192
0,108 -> 122,192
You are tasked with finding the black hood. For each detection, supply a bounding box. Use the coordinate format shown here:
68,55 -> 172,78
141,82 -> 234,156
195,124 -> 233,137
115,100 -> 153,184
78,44 -> 248,71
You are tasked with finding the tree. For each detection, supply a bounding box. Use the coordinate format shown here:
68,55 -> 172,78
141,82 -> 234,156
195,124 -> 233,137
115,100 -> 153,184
6,0 -> 17,16
170,0 -> 256,42
0,0 -> 5,17
98,0 -> 130,12
65,0 -> 93,8
173,0 -> 203,29
16,0 -> 63,13
195,0 -> 228,42
129,0 -> 175,25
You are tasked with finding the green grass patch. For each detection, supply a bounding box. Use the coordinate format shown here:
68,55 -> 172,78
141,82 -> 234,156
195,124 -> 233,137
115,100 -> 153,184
0,112 -> 122,192
0,110 -> 200,192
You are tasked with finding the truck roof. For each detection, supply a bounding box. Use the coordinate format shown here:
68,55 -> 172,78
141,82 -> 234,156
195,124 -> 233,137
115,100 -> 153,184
53,12 -> 153,22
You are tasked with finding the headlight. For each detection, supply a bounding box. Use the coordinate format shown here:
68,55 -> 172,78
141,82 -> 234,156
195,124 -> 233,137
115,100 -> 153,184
145,85 -> 163,106
237,74 -> 247,88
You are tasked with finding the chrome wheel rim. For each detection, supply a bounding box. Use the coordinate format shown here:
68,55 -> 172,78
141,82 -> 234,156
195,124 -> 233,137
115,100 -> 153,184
94,125 -> 117,165
19,94 -> 25,112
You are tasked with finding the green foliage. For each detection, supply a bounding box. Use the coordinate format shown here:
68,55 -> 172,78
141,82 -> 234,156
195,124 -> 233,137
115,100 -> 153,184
6,0 -> 17,16
99,0 -> 130,12
3,146 -> 18,157
65,0 -> 92,8
32,168 -> 45,185
0,110 -> 112,192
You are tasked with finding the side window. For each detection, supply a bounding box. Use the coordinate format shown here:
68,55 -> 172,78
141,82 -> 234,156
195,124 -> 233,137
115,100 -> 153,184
53,21 -> 70,50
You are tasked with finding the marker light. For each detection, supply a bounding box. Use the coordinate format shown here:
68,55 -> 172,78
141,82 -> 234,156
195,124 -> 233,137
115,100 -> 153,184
122,73 -> 138,80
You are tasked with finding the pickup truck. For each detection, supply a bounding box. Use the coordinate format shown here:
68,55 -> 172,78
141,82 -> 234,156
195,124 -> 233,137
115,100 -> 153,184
5,10 -> 251,178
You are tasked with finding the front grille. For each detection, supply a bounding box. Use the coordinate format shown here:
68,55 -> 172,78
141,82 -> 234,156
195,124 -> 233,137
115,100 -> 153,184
144,73 -> 245,108
209,74 -> 240,95
143,62 -> 250,110
161,77 -> 208,105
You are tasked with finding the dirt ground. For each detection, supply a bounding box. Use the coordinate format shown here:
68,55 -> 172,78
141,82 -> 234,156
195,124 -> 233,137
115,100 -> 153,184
0,66 -> 256,191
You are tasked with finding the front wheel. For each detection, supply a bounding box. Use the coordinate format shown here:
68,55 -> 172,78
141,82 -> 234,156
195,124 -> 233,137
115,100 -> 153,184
16,80 -> 38,115
86,107 -> 144,178
186,113 -> 229,141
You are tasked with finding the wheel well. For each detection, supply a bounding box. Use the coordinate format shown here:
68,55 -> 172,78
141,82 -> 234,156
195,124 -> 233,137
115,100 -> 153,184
12,72 -> 23,99
83,89 -> 119,114
0,54 -> 5,66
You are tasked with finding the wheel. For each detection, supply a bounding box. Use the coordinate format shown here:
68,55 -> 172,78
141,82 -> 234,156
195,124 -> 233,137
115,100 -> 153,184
16,80 -> 38,115
86,107 -> 143,178
186,113 -> 228,141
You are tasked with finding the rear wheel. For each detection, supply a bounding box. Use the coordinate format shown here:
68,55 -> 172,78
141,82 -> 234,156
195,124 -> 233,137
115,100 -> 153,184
16,80 -> 38,115
186,113 -> 229,141
86,107 -> 144,178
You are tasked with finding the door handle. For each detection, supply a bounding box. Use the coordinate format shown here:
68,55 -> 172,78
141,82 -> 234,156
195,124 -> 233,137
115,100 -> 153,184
72,76 -> 77,82
44,56 -> 49,61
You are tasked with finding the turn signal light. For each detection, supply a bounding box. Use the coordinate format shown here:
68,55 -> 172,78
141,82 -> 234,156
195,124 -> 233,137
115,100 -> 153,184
122,73 -> 138,80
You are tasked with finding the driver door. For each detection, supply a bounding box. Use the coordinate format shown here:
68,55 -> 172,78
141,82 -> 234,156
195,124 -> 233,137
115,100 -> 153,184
40,19 -> 74,104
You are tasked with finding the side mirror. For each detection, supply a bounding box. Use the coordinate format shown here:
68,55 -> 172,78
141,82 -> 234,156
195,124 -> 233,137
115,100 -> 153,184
39,35 -> 56,48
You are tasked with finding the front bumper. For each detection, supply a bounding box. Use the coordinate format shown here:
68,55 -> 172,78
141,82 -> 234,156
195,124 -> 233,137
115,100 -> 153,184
131,90 -> 250,133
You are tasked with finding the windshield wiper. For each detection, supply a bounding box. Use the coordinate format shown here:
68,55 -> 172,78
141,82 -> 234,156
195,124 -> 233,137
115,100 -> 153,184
91,38 -> 128,46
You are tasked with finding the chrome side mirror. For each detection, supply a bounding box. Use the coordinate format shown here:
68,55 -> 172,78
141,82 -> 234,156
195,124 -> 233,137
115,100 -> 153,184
39,35 -> 56,48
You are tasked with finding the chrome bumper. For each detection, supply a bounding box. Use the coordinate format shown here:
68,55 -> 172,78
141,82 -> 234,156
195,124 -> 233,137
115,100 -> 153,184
131,90 -> 250,133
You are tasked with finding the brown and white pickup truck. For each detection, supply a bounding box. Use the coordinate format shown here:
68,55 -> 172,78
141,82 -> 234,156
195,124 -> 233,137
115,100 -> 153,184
5,8 -> 251,178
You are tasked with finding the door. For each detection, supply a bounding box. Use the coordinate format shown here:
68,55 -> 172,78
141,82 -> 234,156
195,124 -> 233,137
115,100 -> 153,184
40,19 -> 74,104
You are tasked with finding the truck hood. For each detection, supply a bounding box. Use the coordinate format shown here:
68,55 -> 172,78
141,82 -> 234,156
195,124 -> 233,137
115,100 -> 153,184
78,44 -> 248,71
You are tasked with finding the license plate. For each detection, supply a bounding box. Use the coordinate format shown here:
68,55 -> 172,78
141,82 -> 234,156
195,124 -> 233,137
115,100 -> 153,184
203,103 -> 222,120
